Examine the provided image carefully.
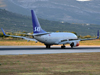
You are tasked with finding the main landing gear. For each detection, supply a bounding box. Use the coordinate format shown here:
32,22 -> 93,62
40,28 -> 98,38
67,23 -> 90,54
70,42 -> 74,48
61,43 -> 74,49
45,44 -> 74,49
61,44 -> 66,49
45,44 -> 51,48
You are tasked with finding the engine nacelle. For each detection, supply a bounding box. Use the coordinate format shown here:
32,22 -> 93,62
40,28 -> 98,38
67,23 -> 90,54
76,42 -> 79,46
70,42 -> 79,48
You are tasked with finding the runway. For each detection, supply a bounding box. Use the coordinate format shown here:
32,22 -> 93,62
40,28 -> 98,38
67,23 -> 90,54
0,46 -> 100,55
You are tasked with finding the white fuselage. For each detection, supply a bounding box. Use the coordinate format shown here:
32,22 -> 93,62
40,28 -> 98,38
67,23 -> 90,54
34,32 -> 78,45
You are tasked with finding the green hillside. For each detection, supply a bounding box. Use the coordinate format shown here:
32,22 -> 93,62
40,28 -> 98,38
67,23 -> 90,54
0,9 -> 32,32
0,0 -> 100,24
0,9 -> 100,36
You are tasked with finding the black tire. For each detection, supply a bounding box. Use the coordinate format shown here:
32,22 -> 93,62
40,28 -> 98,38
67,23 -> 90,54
70,42 -> 74,48
46,45 -> 51,48
61,46 -> 65,49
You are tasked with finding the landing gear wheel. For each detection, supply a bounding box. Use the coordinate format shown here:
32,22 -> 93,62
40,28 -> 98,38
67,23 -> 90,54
70,42 -> 74,48
71,45 -> 73,48
61,46 -> 65,49
46,45 -> 51,48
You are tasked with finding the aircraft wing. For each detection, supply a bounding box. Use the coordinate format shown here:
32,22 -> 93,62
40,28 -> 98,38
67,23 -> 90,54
79,38 -> 98,41
80,30 -> 99,41
12,32 -> 33,36
1,28 -> 38,42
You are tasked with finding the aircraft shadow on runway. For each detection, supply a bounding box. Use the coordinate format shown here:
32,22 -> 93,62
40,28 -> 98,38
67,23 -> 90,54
0,47 -> 100,50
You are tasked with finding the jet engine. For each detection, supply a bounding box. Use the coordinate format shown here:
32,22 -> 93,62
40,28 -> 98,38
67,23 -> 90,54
70,42 -> 79,48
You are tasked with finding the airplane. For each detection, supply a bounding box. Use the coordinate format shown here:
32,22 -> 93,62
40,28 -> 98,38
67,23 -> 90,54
1,10 -> 99,48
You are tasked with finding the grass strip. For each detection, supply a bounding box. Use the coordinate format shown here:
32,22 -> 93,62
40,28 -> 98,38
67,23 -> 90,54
0,53 -> 100,75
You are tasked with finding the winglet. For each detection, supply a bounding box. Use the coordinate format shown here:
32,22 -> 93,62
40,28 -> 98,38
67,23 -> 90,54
97,30 -> 99,39
1,28 -> 6,36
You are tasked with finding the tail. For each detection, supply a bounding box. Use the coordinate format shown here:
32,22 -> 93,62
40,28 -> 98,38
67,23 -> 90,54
31,10 -> 46,34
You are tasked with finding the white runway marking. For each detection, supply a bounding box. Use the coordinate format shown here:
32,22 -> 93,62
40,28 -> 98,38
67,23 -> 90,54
0,46 -> 100,55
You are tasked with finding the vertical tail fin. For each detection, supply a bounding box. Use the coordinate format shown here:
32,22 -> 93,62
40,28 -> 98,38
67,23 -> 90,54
31,10 -> 46,34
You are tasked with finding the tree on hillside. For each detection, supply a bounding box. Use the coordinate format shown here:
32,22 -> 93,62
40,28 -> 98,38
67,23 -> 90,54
84,35 -> 91,38
71,32 -> 77,35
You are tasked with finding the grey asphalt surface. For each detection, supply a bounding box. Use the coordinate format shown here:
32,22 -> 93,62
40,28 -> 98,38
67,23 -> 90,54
0,46 -> 100,55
